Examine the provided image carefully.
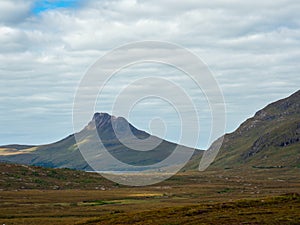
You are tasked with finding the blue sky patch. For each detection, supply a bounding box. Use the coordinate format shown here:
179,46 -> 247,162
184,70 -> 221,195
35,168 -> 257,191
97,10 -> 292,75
32,0 -> 80,14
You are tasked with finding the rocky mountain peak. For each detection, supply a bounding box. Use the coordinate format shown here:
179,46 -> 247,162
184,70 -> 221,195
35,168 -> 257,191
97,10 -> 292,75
85,112 -> 149,141
93,112 -> 115,126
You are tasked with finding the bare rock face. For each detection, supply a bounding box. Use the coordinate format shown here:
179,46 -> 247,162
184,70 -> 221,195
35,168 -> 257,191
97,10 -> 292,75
89,112 -> 149,141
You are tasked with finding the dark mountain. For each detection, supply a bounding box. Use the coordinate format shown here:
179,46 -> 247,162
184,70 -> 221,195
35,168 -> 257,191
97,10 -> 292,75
2,90 -> 299,172
191,90 -> 300,170
0,113 -> 198,171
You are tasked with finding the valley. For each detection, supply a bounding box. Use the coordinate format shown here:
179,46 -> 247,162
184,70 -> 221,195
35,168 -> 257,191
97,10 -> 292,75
1,164 -> 300,224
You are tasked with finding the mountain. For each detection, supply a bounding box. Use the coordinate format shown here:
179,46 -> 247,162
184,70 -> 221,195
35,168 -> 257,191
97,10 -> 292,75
2,90 -> 299,172
0,113 -> 199,171
192,90 -> 300,170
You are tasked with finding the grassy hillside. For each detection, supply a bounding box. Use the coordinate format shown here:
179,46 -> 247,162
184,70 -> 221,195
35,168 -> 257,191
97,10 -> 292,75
188,90 -> 300,170
0,135 -> 91,170
0,162 -> 115,190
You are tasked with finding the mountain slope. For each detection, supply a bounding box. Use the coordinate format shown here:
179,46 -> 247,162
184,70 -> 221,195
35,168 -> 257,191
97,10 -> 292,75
2,90 -> 299,172
201,90 -> 300,170
0,113 -> 199,171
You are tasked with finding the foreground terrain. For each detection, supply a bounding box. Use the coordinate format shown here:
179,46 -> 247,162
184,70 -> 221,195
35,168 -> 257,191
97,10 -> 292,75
1,163 -> 300,224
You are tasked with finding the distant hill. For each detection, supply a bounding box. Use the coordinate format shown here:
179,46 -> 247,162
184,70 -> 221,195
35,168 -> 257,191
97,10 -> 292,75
0,113 -> 199,171
189,90 -> 300,170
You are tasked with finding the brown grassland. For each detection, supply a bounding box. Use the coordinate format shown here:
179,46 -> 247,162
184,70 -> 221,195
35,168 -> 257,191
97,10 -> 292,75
0,164 -> 300,224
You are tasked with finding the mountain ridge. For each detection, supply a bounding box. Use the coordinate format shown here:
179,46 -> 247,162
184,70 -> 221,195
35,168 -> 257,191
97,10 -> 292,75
191,90 -> 300,170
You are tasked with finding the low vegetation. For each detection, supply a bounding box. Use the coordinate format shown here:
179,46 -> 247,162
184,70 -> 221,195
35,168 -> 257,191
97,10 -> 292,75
1,163 -> 300,224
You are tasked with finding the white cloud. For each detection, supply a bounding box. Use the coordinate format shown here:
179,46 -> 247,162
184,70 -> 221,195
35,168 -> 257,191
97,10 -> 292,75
0,0 -> 299,147
0,0 -> 32,24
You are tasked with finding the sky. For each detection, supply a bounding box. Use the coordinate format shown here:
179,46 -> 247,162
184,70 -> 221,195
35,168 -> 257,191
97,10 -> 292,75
0,0 -> 300,149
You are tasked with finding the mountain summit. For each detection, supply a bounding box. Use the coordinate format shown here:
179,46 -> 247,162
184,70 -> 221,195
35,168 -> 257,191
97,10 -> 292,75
0,112 -> 197,171
87,112 -> 150,140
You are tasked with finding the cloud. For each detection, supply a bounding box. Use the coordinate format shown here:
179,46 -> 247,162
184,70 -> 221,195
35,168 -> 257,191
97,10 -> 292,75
0,0 -> 33,24
0,26 -> 30,52
0,0 -> 299,147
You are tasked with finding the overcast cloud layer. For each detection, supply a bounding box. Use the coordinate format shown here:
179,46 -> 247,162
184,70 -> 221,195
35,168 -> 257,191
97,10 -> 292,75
0,0 -> 299,148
